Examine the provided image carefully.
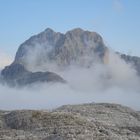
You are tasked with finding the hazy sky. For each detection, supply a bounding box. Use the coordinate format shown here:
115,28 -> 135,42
0,0 -> 140,58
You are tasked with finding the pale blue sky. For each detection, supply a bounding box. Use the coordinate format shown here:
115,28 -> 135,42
0,0 -> 140,58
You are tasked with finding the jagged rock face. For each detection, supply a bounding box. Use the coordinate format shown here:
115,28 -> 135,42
13,27 -> 140,74
1,28 -> 140,86
1,63 -> 28,80
0,103 -> 140,139
1,63 -> 65,86
14,28 -> 107,71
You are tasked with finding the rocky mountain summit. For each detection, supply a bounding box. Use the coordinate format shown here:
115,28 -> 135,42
0,103 -> 140,140
1,28 -> 140,86
1,28 -> 109,86
14,28 -> 107,70
13,28 -> 140,74
120,53 -> 140,75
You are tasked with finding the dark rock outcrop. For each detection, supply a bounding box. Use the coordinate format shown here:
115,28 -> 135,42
0,103 -> 140,139
1,63 -> 65,86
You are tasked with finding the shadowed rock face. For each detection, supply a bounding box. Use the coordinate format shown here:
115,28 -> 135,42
0,103 -> 140,139
1,63 -> 65,86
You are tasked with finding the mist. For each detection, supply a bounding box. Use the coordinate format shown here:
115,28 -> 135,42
0,80 -> 140,110
0,50 -> 140,110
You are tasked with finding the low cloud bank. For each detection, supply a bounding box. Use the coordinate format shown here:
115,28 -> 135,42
0,51 -> 140,110
0,82 -> 140,110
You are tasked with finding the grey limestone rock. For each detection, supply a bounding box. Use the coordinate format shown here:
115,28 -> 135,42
2,28 -> 140,86
1,63 -> 65,86
14,28 -> 107,70
0,103 -> 140,139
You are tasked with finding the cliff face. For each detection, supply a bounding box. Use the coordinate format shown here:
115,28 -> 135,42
1,28 -> 108,86
0,103 -> 140,140
14,28 -> 107,71
1,28 -> 140,86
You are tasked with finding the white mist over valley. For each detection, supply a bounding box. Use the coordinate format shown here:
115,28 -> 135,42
0,39 -> 140,110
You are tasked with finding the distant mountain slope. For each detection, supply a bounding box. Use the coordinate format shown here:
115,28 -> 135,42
0,103 -> 140,139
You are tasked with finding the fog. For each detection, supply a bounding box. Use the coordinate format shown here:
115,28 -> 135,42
0,51 -> 140,110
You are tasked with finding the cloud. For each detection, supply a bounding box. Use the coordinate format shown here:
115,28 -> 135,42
0,50 -> 140,110
0,75 -> 140,110
0,50 -> 13,69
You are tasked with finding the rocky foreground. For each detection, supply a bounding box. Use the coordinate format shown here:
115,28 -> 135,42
0,103 -> 140,140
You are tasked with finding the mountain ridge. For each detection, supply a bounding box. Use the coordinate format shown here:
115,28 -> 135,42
14,28 -> 107,71
1,28 -> 140,86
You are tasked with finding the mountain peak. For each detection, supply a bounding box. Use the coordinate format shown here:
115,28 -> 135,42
44,28 -> 55,34
14,28 -> 107,71
68,28 -> 84,32
2,28 -> 140,86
